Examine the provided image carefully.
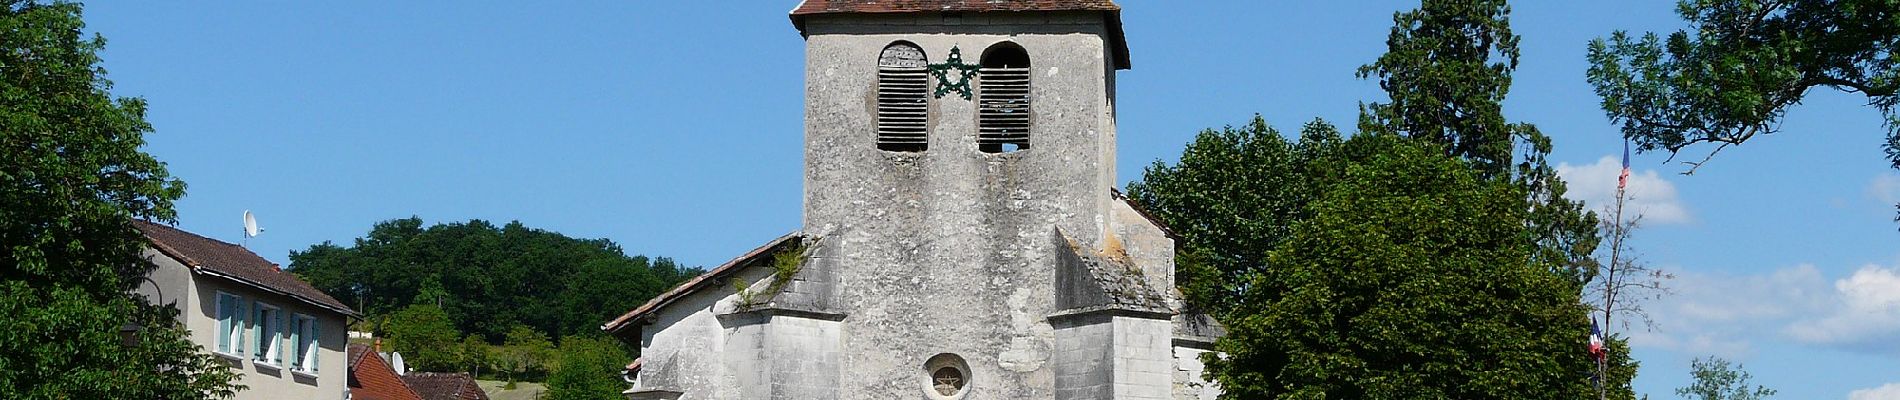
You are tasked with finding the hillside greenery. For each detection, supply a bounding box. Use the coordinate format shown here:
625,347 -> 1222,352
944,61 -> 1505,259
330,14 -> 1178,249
288,217 -> 698,342
287,217 -> 696,382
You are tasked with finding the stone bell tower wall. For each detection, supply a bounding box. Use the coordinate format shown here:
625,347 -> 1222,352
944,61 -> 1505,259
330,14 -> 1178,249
796,11 -> 1123,399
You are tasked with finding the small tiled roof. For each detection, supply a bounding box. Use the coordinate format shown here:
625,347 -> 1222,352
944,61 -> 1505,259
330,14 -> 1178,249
788,0 -> 1132,70
601,233 -> 801,336
1110,188 -> 1179,241
403,372 -> 490,400
349,344 -> 425,400
135,219 -> 356,316
790,0 -> 1119,15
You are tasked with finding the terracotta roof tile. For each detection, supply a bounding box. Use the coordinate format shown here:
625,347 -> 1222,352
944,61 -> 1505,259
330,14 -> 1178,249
403,372 -> 490,400
135,220 -> 356,315
787,0 -> 1131,69
601,233 -> 801,336
348,344 -> 425,400
790,0 -> 1119,15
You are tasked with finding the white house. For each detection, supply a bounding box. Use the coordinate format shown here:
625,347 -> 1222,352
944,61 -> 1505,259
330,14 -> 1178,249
135,220 -> 357,400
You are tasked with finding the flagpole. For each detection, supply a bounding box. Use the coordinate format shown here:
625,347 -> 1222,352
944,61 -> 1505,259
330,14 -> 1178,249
1599,139 -> 1632,400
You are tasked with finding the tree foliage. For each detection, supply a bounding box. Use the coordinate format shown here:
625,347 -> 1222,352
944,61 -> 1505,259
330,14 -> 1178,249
1586,0 -> 1900,218
384,303 -> 460,373
1361,0 -> 1601,284
1125,117 -> 1339,313
1199,133 -> 1597,399
286,217 -> 698,342
457,334 -> 492,378
1132,1 -> 1620,397
1676,357 -> 1776,400
498,324 -> 554,384
0,1 -> 241,397
544,335 -> 632,400
1599,337 -> 1642,400
1358,0 -> 1526,178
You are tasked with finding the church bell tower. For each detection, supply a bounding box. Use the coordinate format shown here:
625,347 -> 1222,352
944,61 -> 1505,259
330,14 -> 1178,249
605,3 -> 1223,399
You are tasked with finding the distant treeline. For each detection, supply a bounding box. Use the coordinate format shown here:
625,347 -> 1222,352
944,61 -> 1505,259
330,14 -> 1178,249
287,217 -> 701,342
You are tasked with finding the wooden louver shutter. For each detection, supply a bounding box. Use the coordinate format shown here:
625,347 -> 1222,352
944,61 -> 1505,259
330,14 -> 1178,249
216,295 -> 233,353
310,318 -> 319,372
977,66 -> 1030,151
877,43 -> 929,152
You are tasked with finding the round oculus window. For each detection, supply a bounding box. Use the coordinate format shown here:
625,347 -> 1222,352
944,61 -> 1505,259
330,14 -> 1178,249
922,353 -> 970,399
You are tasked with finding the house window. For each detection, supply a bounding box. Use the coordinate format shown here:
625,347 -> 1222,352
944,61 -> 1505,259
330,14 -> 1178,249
252,302 -> 284,366
290,314 -> 319,373
215,292 -> 245,356
877,41 -> 930,152
978,42 -> 1031,153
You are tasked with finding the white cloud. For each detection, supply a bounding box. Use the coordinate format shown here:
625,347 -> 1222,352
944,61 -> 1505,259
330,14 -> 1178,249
1870,172 -> 1900,204
1627,264 -> 1829,358
1633,262 -> 1900,358
1557,156 -> 1691,225
1786,265 -> 1900,348
1850,383 -> 1900,400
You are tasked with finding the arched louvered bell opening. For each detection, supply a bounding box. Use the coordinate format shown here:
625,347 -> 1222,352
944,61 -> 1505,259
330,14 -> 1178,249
978,42 -> 1030,153
877,42 -> 930,152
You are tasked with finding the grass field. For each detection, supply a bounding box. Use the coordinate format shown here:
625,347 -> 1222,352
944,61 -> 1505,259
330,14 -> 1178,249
476,379 -> 545,400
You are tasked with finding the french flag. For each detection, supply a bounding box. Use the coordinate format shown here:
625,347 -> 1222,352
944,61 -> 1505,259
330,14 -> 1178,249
1589,319 -> 1607,361
1618,139 -> 1631,191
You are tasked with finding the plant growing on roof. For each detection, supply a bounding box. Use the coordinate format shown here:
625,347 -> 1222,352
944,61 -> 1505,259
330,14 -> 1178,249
730,238 -> 813,311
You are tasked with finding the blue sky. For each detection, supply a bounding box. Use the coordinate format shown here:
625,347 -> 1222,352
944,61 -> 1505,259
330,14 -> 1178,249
84,2 -> 1900,398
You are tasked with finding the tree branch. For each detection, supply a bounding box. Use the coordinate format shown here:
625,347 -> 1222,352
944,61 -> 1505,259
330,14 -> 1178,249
1681,142 -> 1733,175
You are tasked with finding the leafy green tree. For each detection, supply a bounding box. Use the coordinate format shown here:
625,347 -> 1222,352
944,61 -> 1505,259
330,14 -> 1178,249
1676,357 -> 1776,400
1360,0 -> 1599,283
287,218 -> 697,341
1134,2 -> 1615,396
1203,133 -> 1596,399
1600,337 -> 1643,400
498,324 -> 554,384
0,1 -> 241,398
1125,117 -> 1339,313
545,335 -> 632,400
1586,0 -> 1900,220
1358,0 -> 1525,178
458,334 -> 493,378
384,303 -> 460,372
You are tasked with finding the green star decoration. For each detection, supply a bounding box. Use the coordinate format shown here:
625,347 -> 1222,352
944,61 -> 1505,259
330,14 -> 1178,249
927,46 -> 981,100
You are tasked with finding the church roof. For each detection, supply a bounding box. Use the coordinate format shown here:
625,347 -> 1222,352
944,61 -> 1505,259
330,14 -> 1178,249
789,0 -> 1119,14
136,219 -> 356,316
600,232 -> 803,337
787,0 -> 1132,70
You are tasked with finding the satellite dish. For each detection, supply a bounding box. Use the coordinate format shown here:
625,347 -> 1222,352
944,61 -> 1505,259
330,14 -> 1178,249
242,210 -> 263,238
390,352 -> 407,376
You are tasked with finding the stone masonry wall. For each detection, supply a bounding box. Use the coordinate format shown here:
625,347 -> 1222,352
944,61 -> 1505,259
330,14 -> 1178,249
799,11 -> 1121,400
1111,316 -> 1173,400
